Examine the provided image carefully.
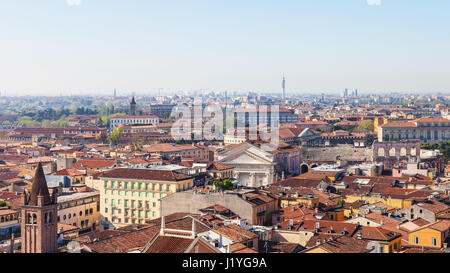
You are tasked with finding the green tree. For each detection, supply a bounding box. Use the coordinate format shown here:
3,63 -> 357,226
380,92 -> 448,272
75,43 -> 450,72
422,141 -> 450,161
357,120 -> 375,133
208,178 -> 234,191
108,127 -> 124,145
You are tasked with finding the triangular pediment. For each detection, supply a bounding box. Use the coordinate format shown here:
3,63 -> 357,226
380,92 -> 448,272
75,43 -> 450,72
219,144 -> 273,165
223,153 -> 271,165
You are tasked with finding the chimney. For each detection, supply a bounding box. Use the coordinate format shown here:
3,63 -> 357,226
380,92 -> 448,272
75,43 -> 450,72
357,232 -> 362,240
191,217 -> 197,238
160,216 -> 165,236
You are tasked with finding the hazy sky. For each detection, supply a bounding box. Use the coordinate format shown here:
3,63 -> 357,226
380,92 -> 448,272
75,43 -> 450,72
1,0 -> 450,96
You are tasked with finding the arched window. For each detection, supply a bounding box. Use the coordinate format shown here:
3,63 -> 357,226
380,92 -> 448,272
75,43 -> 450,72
389,148 -> 396,157
27,213 -> 32,224
400,147 -> 407,156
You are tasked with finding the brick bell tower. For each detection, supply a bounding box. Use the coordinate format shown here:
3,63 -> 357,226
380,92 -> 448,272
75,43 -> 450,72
20,162 -> 58,253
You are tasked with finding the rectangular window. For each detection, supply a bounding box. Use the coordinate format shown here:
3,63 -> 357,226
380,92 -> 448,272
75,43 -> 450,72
105,198 -> 108,204
132,200 -> 136,208
414,237 -> 419,245
432,238 -> 437,246
125,182 -> 129,189
125,200 -> 129,208
139,183 -> 143,190
132,183 -> 136,190
146,183 -> 150,190
104,181 -> 109,188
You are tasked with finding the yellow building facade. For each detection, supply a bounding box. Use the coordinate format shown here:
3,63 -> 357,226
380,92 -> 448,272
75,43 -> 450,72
345,195 -> 413,210
99,169 -> 194,228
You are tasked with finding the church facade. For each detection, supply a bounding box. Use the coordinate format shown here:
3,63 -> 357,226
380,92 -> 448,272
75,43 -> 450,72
218,143 -> 275,188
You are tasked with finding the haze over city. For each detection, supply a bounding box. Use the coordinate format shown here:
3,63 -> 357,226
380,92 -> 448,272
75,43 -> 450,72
1,0 -> 450,96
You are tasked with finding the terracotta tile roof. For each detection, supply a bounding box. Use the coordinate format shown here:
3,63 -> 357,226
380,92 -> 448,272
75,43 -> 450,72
145,236 -> 194,253
57,223 -> 80,233
212,224 -> 257,243
74,160 -> 116,169
278,128 -> 296,139
99,168 -> 193,181
207,162 -> 233,171
55,168 -> 84,176
354,226 -> 402,241
230,243 -> 258,253
272,178 -> 323,189
415,200 -> 450,214
244,192 -> 277,206
413,117 -> 450,123
262,241 -> 305,253
305,234 -> 342,248
381,122 -> 417,128
402,247 -> 449,253
296,220 -> 359,235
81,226 -> 160,253
143,143 -> 202,153
411,218 -> 431,227
417,220 -> 450,232
365,213 -> 402,226
306,235 -> 373,253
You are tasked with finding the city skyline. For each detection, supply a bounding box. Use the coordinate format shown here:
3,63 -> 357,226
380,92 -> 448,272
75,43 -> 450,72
1,0 -> 450,95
